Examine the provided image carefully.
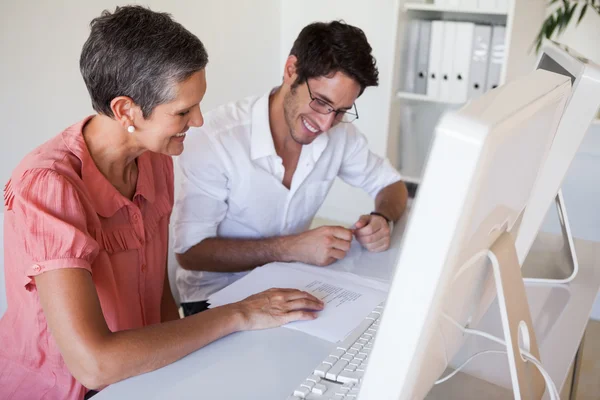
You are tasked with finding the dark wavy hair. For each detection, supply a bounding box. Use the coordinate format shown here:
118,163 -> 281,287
80,6 -> 208,118
289,20 -> 379,96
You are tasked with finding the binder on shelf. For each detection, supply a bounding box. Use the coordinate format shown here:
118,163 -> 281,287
427,20 -> 445,99
495,0 -> 509,13
477,0 -> 498,11
401,20 -> 421,93
451,22 -> 475,104
459,0 -> 479,9
467,24 -> 492,99
485,25 -> 506,92
439,21 -> 457,103
414,20 -> 431,95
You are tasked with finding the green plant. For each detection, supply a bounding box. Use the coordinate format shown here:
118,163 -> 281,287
535,0 -> 600,52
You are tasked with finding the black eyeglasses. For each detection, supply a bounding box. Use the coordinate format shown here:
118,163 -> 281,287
305,80 -> 359,123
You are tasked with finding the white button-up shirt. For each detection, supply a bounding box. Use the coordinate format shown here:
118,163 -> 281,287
173,92 -> 402,303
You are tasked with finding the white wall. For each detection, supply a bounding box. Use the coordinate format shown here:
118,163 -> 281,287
281,0 -> 398,225
0,0 -> 281,187
1,0 -> 282,303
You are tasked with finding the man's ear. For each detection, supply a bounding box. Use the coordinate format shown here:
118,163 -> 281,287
283,55 -> 298,86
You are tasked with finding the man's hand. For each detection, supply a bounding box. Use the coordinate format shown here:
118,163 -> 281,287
286,226 -> 353,266
353,214 -> 391,252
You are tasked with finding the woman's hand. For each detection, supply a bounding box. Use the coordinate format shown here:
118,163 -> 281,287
232,288 -> 325,330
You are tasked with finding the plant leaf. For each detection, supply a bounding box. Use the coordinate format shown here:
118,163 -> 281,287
578,3 -> 589,24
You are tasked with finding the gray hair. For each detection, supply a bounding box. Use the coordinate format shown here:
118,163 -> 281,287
80,6 -> 208,118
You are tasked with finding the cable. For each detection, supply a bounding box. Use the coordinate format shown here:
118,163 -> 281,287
435,246 -> 560,399
464,328 -> 559,400
434,324 -> 560,400
435,350 -> 507,385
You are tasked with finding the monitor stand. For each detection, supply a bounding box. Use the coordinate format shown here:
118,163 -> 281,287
522,189 -> 579,284
488,231 -> 546,399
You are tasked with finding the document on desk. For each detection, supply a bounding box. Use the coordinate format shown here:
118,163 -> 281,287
208,263 -> 389,343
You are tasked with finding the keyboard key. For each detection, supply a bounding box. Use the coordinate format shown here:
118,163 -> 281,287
341,353 -> 354,362
306,375 -> 321,383
326,360 -> 349,380
344,364 -> 357,372
337,371 -> 362,384
314,363 -> 331,377
336,319 -> 374,351
323,356 -> 339,366
332,395 -> 346,400
330,349 -> 345,359
293,386 -> 311,398
300,380 -> 315,390
365,312 -> 380,320
311,383 -> 327,395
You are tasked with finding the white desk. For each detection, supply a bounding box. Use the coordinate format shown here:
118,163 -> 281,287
95,212 -> 600,400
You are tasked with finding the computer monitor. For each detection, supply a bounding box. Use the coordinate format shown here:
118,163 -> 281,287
359,69 -> 571,399
516,43 -> 600,283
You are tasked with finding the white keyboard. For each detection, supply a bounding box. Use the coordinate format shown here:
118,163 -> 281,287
287,303 -> 383,400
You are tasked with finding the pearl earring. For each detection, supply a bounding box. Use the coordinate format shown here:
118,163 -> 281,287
127,125 -> 135,133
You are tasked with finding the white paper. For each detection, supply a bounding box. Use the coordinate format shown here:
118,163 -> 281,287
208,264 -> 388,343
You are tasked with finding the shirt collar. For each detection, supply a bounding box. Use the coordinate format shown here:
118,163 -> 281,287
62,116 -> 156,218
250,91 -> 277,161
310,129 -> 329,163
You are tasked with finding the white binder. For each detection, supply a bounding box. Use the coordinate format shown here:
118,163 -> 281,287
486,25 -> 506,92
477,0 -> 498,11
427,20 -> 445,99
495,0 -> 509,12
459,0 -> 479,9
401,20 -> 421,93
415,20 -> 432,95
467,24 -> 492,99
451,22 -> 475,104
439,21 -> 457,103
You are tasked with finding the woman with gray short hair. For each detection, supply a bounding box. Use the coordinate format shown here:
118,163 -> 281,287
0,6 -> 323,400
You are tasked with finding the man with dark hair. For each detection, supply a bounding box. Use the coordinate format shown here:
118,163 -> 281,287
173,21 -> 408,316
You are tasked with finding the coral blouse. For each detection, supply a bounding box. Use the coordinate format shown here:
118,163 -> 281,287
0,117 -> 174,400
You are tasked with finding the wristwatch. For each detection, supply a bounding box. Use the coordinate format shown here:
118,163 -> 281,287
370,211 -> 394,231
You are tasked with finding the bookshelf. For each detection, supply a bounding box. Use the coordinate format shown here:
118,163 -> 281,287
404,3 -> 508,17
396,91 -> 463,104
386,0 -> 547,183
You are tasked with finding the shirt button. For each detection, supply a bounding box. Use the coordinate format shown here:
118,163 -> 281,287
133,214 -> 140,222
33,264 -> 42,272
141,264 -> 146,272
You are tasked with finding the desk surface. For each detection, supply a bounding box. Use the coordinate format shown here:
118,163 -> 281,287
96,212 -> 600,400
